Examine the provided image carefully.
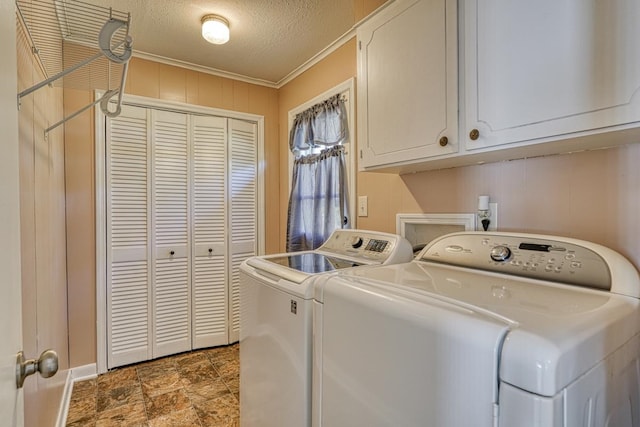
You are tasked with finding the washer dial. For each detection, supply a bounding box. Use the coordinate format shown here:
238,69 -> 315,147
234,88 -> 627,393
490,245 -> 512,262
350,236 -> 364,249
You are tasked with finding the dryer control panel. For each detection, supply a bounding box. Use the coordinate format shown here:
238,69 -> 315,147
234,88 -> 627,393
319,229 -> 412,265
420,232 -> 614,291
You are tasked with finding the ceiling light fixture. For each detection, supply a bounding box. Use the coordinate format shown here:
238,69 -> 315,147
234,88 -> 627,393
201,14 -> 230,45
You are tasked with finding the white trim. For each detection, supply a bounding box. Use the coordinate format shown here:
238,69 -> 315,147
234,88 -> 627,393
55,371 -> 73,427
112,93 -> 265,123
133,50 -> 279,88
396,213 -> 477,248
71,363 -> 98,382
277,1 -> 395,87
95,91 -> 265,373
277,29 -> 355,87
56,364 -> 98,427
95,98 -> 107,374
286,78 -> 357,228
256,116 -> 266,255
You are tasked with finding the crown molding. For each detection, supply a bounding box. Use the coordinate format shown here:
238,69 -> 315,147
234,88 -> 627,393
131,1 -> 396,90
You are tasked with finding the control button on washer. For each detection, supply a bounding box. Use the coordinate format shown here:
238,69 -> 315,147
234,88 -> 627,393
490,245 -> 512,262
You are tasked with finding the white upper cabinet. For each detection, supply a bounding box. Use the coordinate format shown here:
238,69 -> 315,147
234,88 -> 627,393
359,0 -> 640,173
464,0 -> 640,153
357,0 -> 458,171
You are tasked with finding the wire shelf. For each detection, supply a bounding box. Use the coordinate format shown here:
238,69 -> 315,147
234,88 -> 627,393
16,0 -> 133,132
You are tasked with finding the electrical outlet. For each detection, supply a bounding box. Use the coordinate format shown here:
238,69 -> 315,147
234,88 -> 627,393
476,202 -> 498,231
358,196 -> 368,217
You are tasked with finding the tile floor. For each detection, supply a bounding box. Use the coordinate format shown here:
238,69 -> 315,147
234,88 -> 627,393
65,343 -> 239,427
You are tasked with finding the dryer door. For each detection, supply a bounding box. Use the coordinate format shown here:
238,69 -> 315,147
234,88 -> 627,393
315,274 -> 511,427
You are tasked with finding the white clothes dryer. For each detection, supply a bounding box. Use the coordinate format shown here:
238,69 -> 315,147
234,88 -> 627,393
313,232 -> 640,427
239,229 -> 412,427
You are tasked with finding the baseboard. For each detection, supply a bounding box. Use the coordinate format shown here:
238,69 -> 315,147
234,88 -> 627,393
56,363 -> 98,427
71,363 -> 98,382
55,370 -> 73,427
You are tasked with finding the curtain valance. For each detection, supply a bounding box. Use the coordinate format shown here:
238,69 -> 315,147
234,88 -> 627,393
289,93 -> 348,154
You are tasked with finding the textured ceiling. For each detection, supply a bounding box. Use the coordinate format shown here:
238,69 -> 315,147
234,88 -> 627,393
81,0 -> 357,85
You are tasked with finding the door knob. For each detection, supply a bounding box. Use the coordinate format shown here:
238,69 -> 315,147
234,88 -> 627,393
16,349 -> 59,388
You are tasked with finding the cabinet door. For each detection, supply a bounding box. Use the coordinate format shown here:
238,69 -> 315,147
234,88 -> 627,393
228,119 -> 258,342
106,104 -> 151,368
192,115 -> 229,349
152,110 -> 191,358
464,0 -> 640,150
357,0 -> 458,170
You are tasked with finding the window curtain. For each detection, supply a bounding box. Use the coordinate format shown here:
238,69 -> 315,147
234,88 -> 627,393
286,94 -> 350,252
289,93 -> 348,154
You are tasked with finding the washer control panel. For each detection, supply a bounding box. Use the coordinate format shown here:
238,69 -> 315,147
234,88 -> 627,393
320,229 -> 412,264
421,232 -> 612,291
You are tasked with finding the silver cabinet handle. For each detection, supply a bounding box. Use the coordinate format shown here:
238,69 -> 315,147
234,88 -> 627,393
16,349 -> 59,388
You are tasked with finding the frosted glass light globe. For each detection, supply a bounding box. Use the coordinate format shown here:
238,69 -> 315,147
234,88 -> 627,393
202,15 -> 230,45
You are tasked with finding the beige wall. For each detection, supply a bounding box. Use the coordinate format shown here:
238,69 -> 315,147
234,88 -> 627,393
359,145 -> 640,269
17,20 -> 69,427
64,57 -> 279,367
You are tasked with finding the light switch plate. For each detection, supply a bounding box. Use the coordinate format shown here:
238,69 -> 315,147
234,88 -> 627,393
358,195 -> 368,217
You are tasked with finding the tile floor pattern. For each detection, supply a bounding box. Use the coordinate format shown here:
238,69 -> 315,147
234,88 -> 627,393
65,343 -> 239,427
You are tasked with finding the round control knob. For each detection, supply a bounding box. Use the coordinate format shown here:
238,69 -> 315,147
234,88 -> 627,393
350,236 -> 364,249
490,245 -> 512,262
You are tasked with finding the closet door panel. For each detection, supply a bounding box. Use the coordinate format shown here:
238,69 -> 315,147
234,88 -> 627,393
152,110 -> 191,357
106,104 -> 151,368
228,119 -> 258,342
192,116 -> 229,348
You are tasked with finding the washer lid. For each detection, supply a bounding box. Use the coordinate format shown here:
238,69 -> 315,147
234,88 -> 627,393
334,261 -> 640,396
246,251 -> 367,285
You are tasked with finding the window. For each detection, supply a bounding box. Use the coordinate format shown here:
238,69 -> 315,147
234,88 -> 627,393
286,80 -> 355,251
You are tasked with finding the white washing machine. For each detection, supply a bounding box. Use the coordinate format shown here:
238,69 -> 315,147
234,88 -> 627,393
313,232 -> 640,427
239,229 -> 412,427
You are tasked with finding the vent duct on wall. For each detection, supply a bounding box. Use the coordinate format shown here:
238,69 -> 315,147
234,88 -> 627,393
16,0 -> 133,133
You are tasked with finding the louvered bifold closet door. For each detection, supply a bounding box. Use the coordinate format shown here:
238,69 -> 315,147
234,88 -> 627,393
191,115 -> 228,348
106,104 -> 151,368
228,119 -> 258,342
152,110 -> 191,358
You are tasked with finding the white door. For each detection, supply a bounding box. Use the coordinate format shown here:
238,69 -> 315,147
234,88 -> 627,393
0,0 -> 24,424
192,115 -> 228,349
151,110 -> 191,358
228,119 -> 258,342
106,104 -> 151,368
